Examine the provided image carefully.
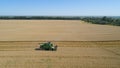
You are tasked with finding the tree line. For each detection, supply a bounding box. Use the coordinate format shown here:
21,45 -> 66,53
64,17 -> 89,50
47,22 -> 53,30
81,16 -> 120,26
0,16 -> 81,20
0,16 -> 119,26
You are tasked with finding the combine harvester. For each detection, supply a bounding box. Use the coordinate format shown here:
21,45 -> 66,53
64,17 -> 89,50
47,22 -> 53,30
35,42 -> 58,51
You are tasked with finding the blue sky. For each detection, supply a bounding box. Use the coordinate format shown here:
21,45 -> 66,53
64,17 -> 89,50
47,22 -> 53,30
0,0 -> 120,16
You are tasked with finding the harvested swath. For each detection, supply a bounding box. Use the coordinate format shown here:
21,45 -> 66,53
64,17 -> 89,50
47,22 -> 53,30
0,41 -> 120,68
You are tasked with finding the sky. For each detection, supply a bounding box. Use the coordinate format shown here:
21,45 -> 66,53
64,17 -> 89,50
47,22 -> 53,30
0,0 -> 120,16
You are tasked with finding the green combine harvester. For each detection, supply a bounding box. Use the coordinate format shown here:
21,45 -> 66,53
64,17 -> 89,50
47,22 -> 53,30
35,42 -> 57,51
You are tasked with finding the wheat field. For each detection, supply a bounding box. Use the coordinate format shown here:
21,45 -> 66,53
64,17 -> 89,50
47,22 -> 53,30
0,20 -> 120,41
0,20 -> 120,68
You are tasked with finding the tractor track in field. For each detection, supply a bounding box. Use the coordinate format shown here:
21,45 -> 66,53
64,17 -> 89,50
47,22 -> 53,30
101,47 -> 120,56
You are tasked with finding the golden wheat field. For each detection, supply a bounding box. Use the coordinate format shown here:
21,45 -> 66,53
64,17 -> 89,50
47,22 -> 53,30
0,20 -> 120,68
0,20 -> 120,41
